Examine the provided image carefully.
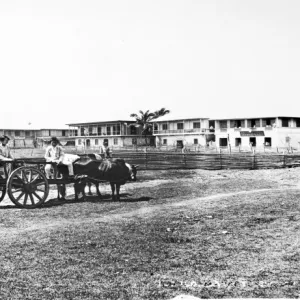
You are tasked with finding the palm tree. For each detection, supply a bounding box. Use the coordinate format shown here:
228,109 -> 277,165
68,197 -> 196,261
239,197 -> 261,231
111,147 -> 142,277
130,108 -> 170,146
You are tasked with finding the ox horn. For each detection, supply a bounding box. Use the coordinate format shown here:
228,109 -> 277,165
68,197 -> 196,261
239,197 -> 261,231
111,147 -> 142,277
132,164 -> 139,168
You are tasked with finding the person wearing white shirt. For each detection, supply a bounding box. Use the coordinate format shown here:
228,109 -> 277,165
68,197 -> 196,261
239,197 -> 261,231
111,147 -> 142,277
0,135 -> 14,175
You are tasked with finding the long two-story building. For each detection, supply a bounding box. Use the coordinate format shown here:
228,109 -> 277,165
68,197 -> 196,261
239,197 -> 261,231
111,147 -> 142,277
67,120 -> 155,148
211,116 -> 300,148
152,117 -> 214,148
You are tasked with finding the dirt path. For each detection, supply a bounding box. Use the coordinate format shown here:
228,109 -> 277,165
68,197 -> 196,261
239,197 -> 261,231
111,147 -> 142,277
1,187 -> 297,239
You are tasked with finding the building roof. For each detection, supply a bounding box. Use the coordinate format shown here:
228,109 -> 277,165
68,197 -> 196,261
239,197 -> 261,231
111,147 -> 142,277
152,116 -> 209,123
210,116 -> 300,121
66,120 -> 135,126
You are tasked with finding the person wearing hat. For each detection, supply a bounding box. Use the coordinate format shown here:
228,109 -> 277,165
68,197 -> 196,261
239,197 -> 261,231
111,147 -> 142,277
99,140 -> 112,159
0,135 -> 14,161
0,135 -> 14,175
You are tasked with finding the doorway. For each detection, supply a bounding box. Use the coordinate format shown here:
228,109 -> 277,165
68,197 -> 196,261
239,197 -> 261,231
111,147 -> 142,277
235,138 -> 241,147
219,138 -> 228,147
176,140 -> 184,148
86,139 -> 91,147
249,137 -> 256,147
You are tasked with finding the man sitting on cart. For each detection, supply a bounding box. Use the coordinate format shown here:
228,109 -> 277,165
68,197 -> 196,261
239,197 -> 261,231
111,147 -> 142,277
0,135 -> 14,175
44,137 -> 79,179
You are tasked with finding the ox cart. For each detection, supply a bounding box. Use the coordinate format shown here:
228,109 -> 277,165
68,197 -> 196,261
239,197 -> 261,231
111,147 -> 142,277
0,158 -> 76,209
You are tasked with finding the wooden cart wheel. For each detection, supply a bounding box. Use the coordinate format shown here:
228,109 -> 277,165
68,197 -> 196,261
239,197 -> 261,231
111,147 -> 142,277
7,166 -> 49,209
0,185 -> 6,202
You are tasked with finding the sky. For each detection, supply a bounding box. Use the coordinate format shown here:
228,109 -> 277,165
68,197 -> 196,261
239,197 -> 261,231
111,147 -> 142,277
0,0 -> 299,128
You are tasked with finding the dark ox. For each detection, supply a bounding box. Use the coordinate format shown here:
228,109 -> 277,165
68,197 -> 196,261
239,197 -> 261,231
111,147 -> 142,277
57,155 -> 137,201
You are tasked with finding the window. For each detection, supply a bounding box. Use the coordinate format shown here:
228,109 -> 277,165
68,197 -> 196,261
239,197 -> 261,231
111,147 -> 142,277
62,130 -> 66,136
262,118 -> 275,127
89,126 -> 93,136
97,126 -> 102,135
80,128 -> 85,136
113,138 -> 118,145
163,139 -> 167,145
264,137 -> 272,146
219,121 -> 227,129
95,139 -> 99,145
104,138 -> 109,145
78,139 -> 82,145
193,122 -> 201,129
230,120 -> 244,128
113,124 -> 121,135
15,131 -> 20,137
154,124 -> 158,131
177,123 -> 184,130
282,118 -> 289,127
49,130 -> 51,136
162,124 -> 168,130
130,126 -> 137,135
194,139 -> 198,144
219,138 -> 228,146
106,126 -> 111,135
248,119 -> 260,128
296,119 -> 300,128
25,131 -> 31,137
235,138 -> 241,147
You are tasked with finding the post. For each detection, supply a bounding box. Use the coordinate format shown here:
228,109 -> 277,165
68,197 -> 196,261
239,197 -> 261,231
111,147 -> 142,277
145,147 -> 148,169
283,151 -> 286,167
252,148 -> 256,169
219,148 -> 222,170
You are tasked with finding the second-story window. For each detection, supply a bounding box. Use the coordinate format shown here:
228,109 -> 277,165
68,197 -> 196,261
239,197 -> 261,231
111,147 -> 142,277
162,124 -> 168,130
62,130 -> 66,137
296,118 -> 300,127
193,122 -> 201,129
107,126 -> 111,135
282,118 -> 289,127
25,131 -> 31,137
97,126 -> 102,135
177,123 -> 184,130
130,126 -> 137,135
81,128 -> 85,136
15,131 -> 20,137
219,120 -> 227,129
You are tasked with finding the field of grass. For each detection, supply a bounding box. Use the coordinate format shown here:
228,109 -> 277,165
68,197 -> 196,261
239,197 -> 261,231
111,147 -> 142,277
0,167 -> 300,299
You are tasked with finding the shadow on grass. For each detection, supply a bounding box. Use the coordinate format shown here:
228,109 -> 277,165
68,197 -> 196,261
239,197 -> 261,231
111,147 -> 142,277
41,193 -> 153,208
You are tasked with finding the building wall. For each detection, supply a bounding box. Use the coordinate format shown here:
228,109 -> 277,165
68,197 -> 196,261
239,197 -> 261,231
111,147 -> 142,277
156,134 -> 207,147
214,117 -> 300,148
156,119 -> 209,131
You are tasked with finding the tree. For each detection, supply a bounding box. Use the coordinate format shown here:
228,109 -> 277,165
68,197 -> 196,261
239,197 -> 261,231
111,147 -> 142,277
130,108 -> 170,146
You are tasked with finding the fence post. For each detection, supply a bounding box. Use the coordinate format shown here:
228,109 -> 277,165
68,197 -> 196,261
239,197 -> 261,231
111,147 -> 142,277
219,148 -> 222,170
283,151 -> 286,167
183,153 -> 186,167
145,147 -> 148,169
252,148 -> 256,169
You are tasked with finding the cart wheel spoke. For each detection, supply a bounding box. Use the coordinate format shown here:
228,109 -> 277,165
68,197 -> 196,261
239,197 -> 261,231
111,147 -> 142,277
21,170 -> 28,183
28,169 -> 32,183
30,174 -> 40,184
23,193 -> 28,205
29,193 -> 35,205
32,191 -> 43,202
35,188 -> 45,193
16,191 -> 25,201
12,188 -> 24,193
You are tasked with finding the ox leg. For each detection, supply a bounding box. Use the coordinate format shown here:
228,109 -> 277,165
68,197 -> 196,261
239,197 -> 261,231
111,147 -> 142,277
95,183 -> 102,199
110,183 -> 116,201
116,184 -> 121,201
57,184 -> 66,201
88,181 -> 93,196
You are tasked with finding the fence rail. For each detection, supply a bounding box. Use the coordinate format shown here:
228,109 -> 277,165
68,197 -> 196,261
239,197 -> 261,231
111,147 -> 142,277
11,148 -> 300,171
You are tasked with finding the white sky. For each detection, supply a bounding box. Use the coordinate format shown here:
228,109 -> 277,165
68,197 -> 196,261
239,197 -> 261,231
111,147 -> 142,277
0,0 -> 299,128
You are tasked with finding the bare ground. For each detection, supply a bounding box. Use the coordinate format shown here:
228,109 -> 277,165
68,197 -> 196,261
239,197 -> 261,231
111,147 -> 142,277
0,167 -> 300,299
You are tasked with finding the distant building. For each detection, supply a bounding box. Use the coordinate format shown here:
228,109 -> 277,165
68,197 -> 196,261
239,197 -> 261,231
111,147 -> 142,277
67,120 -> 154,148
211,116 -> 300,148
0,127 -> 74,148
152,117 -> 213,148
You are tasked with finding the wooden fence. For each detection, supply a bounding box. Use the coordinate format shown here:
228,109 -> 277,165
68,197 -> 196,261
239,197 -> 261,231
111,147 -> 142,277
11,148 -> 300,171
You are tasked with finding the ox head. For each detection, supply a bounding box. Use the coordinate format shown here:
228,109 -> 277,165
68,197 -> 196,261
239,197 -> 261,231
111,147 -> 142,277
126,163 -> 138,181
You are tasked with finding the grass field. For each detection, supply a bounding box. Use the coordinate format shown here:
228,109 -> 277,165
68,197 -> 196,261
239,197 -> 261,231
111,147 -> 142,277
0,167 -> 300,299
